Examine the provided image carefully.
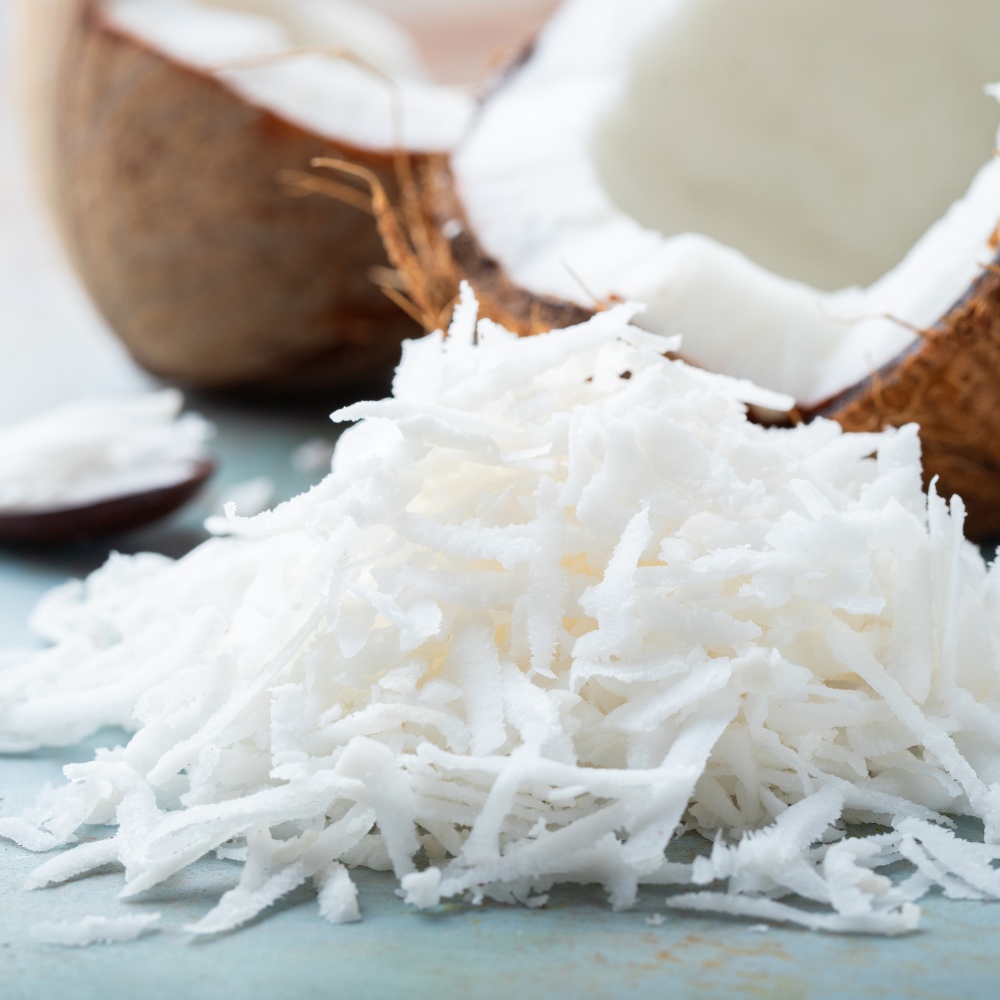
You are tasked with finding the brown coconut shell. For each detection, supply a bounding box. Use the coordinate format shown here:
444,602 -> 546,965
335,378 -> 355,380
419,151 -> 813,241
377,154 -> 1000,541
22,0 -> 424,394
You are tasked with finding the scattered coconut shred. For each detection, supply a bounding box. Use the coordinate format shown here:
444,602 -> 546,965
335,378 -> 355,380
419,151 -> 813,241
29,912 -> 162,948
3,287 -> 1000,940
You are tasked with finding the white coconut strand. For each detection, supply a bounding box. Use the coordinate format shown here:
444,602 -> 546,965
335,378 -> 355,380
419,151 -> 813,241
3,290 -> 1000,936
667,892 -> 921,936
29,912 -> 162,947
24,838 -> 120,891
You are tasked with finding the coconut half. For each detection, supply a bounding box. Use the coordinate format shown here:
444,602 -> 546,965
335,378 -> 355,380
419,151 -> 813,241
401,0 -> 1000,538
19,0 -> 473,392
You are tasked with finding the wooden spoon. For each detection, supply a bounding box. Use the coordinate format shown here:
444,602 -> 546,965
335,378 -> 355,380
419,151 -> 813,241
0,460 -> 216,547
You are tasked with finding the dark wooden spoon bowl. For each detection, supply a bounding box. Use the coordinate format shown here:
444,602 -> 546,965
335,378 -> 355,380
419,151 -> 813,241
0,459 -> 216,547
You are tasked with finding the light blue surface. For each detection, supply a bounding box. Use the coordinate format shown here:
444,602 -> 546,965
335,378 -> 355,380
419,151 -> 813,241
1,397 -> 999,1000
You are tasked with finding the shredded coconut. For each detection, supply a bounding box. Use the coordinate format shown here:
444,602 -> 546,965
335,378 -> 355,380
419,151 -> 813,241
1,288 -> 1000,937
0,390 -> 213,511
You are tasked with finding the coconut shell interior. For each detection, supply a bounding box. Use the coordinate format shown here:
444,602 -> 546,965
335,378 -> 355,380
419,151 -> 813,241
38,0 -> 422,394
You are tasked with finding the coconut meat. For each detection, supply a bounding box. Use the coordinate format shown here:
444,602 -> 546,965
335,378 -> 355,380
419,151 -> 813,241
453,0 -> 1000,407
104,0 -> 474,152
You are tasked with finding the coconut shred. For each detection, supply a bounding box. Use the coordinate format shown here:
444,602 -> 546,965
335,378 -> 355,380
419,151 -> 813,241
2,290 -> 1000,938
0,390 -> 213,513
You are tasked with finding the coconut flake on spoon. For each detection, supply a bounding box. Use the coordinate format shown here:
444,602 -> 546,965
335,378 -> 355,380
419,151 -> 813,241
21,0 -> 474,394
409,0 -> 1000,538
0,391 -> 215,545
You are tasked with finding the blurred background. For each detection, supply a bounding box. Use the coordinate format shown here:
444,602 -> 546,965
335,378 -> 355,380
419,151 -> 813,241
0,0 -> 153,423
0,0 -> 557,638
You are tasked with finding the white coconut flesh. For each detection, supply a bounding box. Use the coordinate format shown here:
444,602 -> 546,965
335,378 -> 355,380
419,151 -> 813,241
104,0 -> 474,152
453,0 -> 1000,407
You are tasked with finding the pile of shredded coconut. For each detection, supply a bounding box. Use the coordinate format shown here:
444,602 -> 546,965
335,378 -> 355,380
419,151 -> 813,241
2,288 -> 1000,937
0,390 -> 213,511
